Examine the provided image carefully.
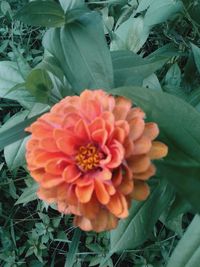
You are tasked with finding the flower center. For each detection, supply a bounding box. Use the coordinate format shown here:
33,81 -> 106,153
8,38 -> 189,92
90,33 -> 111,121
75,144 -> 100,171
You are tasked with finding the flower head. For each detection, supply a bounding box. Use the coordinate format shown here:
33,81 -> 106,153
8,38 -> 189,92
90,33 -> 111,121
26,89 -> 168,232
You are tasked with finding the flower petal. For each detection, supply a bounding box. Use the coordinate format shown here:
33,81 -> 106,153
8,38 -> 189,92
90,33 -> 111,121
62,165 -> 81,183
45,158 -> 68,175
143,122 -> 159,140
75,182 -> 94,203
127,155 -> 151,173
75,119 -> 90,140
148,141 -> 168,159
41,174 -> 64,188
129,117 -> 145,141
130,181 -> 150,200
92,129 -> 108,147
133,136 -> 152,155
94,179 -> 110,204
133,164 -> 156,180
39,137 -> 59,152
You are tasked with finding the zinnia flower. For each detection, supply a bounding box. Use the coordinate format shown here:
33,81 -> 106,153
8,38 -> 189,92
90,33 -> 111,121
26,89 -> 168,232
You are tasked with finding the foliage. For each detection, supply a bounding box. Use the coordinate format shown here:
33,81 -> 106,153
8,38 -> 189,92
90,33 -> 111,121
1,0 -> 200,266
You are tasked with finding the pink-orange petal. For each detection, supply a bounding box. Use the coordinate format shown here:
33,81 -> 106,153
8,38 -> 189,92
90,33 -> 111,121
92,129 -> 108,147
94,179 -> 110,204
89,117 -> 105,133
133,164 -> 156,180
56,136 -> 80,155
39,137 -> 59,152
62,165 -> 81,183
74,216 -> 93,231
130,181 -> 150,201
143,122 -> 159,140
75,119 -> 90,140
133,136 -> 152,155
40,174 -> 64,188
113,96 -> 132,120
127,107 -> 145,121
112,168 -> 123,187
34,151 -> 66,167
79,196 -> 100,219
148,141 -> 168,159
37,187 -> 56,203
117,177 -> 134,195
129,117 -> 145,141
45,158 -> 68,175
106,141 -> 124,168
75,183 -> 94,203
127,155 -> 151,173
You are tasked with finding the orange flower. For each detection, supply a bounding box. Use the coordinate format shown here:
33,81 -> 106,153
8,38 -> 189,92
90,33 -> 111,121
26,89 -> 168,232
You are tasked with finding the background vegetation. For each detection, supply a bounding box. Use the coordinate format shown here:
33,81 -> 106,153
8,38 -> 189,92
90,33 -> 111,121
1,0 -> 200,266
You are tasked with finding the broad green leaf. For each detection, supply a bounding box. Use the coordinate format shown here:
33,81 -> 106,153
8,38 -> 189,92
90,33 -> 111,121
59,0 -> 84,12
191,42 -> 200,74
15,1 -> 65,27
26,69 -> 53,104
188,88 -> 200,112
183,52 -> 197,91
0,112 -> 46,150
43,11 -> 113,93
136,0 -> 154,13
3,111 -> 29,170
0,61 -> 24,94
167,215 -> 200,267
3,104 -> 48,169
11,46 -> 31,80
111,51 -> 168,87
100,179 -> 174,266
156,163 -> 200,214
15,182 -> 38,206
167,194 -> 193,221
110,16 -> 150,53
37,55 -> 74,97
165,63 -> 181,87
0,61 -> 35,109
109,86 -> 200,212
143,74 -> 162,91
144,0 -> 183,27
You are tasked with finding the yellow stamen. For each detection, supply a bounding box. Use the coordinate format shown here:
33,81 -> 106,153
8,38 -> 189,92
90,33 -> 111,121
76,144 -> 100,171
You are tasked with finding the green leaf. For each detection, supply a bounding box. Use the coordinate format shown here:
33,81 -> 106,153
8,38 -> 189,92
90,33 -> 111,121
15,1 -> 65,27
15,182 -> 38,206
65,228 -> 81,267
0,61 -> 36,109
111,51 -> 168,87
111,16 -> 150,53
37,55 -> 73,97
4,110 -> 29,170
156,163 -> 200,214
191,42 -> 200,74
43,11 -> 113,93
100,179 -> 174,266
167,194 -> 193,221
109,86 -> 200,212
26,69 -> 53,104
143,73 -> 162,91
182,0 -> 200,25
144,0 -> 183,27
165,63 -> 181,88
0,61 -> 24,94
167,215 -> 200,267
0,112 -> 46,151
59,0 -> 85,12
